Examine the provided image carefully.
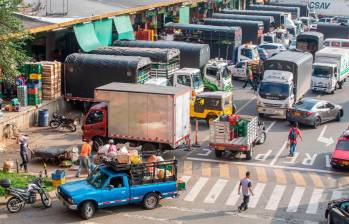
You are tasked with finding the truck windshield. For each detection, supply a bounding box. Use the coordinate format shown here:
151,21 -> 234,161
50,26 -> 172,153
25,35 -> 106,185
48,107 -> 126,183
313,66 -> 333,78
193,72 -> 203,89
241,47 -> 258,60
87,170 -> 109,188
259,82 -> 290,98
263,36 -> 273,43
206,67 -> 218,78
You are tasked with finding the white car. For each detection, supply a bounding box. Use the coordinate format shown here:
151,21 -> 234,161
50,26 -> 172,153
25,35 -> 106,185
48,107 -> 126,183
258,43 -> 287,57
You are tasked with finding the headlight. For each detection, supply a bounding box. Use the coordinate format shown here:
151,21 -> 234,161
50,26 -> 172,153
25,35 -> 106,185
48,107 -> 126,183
67,197 -> 74,204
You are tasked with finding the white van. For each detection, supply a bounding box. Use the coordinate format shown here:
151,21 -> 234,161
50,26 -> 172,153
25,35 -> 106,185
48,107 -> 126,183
324,38 -> 349,49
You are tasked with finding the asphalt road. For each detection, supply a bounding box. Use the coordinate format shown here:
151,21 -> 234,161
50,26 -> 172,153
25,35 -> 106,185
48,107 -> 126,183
1,80 -> 349,224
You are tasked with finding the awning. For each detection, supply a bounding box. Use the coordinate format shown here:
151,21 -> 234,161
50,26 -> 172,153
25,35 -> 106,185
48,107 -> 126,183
179,6 -> 190,24
73,23 -> 103,52
113,15 -> 135,40
94,19 -> 113,46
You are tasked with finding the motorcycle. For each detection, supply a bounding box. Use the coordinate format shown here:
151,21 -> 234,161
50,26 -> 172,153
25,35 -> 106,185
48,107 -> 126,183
0,172 -> 52,213
49,112 -> 77,132
255,120 -> 267,145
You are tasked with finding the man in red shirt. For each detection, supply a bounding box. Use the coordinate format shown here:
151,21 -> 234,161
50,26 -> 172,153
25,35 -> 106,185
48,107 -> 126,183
288,122 -> 303,157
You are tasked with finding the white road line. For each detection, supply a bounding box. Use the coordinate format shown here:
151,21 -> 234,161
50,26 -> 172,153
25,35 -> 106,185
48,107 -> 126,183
186,157 -> 349,175
325,155 -> 331,168
236,96 -> 256,113
184,177 -> 208,202
265,185 -> 286,210
304,221 -> 319,224
331,191 -> 342,201
179,176 -> 191,183
204,179 -> 228,203
306,189 -> 324,214
287,187 -> 305,213
226,181 -> 241,206
265,121 -> 276,133
122,213 -> 183,224
270,141 -> 288,165
249,183 -> 266,208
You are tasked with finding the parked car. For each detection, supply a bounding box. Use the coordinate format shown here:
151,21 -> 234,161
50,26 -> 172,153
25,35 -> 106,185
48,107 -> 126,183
258,43 -> 286,57
325,197 -> 349,223
286,98 -> 343,128
330,131 -> 349,168
288,39 -> 297,51
257,48 -> 269,61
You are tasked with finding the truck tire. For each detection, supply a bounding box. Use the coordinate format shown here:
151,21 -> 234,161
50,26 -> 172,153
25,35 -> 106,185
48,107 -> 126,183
246,147 -> 253,160
206,115 -> 218,126
338,81 -> 344,89
80,201 -> 96,220
142,193 -> 159,210
215,149 -> 223,158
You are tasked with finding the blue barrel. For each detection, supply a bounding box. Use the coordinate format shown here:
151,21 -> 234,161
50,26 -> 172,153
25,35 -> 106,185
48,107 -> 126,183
38,109 -> 49,127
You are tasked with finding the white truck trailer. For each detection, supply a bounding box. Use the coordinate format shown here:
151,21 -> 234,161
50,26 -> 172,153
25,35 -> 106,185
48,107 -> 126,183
312,47 -> 349,93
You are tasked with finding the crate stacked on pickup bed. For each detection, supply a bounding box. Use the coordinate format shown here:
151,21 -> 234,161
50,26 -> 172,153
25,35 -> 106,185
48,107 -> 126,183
41,61 -> 62,100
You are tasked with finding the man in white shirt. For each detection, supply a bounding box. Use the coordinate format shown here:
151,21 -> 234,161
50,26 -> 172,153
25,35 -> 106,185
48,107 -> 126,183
238,171 -> 254,212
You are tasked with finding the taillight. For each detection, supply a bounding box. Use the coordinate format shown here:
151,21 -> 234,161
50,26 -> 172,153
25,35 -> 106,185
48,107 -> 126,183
305,112 -> 313,117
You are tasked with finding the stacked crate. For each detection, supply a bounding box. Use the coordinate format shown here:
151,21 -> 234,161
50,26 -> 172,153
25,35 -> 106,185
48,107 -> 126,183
27,63 -> 43,106
16,85 -> 28,107
41,61 -> 62,100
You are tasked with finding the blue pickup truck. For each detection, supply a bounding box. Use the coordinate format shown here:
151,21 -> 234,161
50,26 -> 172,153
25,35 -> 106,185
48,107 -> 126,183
57,160 -> 178,219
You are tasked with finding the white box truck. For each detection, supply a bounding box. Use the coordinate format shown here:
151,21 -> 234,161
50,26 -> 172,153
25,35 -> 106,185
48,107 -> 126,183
312,47 -> 349,93
82,82 -> 191,152
257,51 -> 313,117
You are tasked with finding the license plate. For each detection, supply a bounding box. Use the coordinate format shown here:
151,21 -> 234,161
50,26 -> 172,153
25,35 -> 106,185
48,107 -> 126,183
294,112 -> 301,117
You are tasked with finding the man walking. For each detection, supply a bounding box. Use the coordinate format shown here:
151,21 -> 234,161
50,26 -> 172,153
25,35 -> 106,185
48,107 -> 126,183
238,171 -> 254,212
243,64 -> 255,91
19,134 -> 34,173
288,122 -> 302,157
76,140 -> 92,177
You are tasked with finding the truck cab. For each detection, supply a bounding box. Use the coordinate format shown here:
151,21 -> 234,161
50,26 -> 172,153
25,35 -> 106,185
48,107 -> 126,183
312,63 -> 338,93
172,68 -> 204,95
237,44 -> 261,74
262,33 -> 276,44
203,59 -> 233,92
257,70 -> 294,117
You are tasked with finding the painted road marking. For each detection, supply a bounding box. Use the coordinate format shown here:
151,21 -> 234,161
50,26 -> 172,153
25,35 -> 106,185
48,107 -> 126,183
204,179 -> 228,203
283,152 -> 299,164
201,162 -> 211,176
273,169 -> 287,185
270,141 -> 288,165
325,155 -> 331,168
291,171 -> 307,186
265,185 -> 286,211
226,181 -> 241,206
238,165 -> 247,179
309,173 -> 324,188
331,191 -> 342,201
198,148 -> 211,156
256,167 -> 268,182
249,183 -> 266,208
219,163 -> 230,178
306,189 -> 324,214
183,161 -> 192,176
287,187 -> 305,213
236,96 -> 256,113
184,177 -> 209,202
265,121 -> 276,133
186,157 -> 349,175
255,150 -> 272,161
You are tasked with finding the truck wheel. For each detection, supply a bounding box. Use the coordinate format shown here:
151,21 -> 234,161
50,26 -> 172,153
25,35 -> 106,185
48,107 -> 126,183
215,149 -> 223,158
143,193 -> 159,210
256,132 -> 266,145
246,147 -> 253,160
206,115 -> 217,126
338,81 -> 344,89
80,201 -> 96,220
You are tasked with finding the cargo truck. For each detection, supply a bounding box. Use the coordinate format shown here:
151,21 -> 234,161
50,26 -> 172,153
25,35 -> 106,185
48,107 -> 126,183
82,82 -> 191,152
64,54 -> 151,102
211,13 -> 274,33
257,51 -> 313,117
317,23 -> 349,40
268,2 -> 310,17
203,18 -> 264,45
296,32 -> 324,57
312,47 -> 349,93
248,4 -> 300,20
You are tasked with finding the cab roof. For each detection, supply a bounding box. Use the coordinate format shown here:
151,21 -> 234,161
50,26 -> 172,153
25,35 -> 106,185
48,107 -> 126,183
197,91 -> 232,99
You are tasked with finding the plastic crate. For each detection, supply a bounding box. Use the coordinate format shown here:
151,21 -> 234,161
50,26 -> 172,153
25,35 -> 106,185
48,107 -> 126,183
52,177 -> 66,187
29,64 -> 42,74
29,73 -> 42,80
52,170 -> 66,180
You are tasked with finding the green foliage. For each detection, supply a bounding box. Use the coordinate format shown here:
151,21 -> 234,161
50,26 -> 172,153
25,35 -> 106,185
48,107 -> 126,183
0,171 -> 53,196
0,0 -> 32,82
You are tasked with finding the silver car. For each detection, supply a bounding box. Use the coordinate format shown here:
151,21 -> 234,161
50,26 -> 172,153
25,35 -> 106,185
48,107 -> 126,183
286,98 -> 343,128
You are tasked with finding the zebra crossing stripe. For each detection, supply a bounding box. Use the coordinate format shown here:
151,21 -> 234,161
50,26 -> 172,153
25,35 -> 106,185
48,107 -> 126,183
184,177 -> 208,202
287,187 -> 305,213
225,181 -> 241,206
330,191 -> 342,201
306,189 -> 324,214
249,183 -> 266,208
204,179 -> 228,203
265,185 -> 286,210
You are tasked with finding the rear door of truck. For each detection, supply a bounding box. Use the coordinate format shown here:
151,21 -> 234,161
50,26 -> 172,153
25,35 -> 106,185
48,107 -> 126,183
100,175 -> 130,207
174,91 -> 191,147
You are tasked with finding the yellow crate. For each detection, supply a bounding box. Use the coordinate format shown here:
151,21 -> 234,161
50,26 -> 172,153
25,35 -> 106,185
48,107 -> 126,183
29,73 -> 42,80
52,177 -> 66,187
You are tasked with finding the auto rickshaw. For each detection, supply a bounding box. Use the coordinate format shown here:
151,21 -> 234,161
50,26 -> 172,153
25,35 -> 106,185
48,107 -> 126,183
190,91 -> 235,125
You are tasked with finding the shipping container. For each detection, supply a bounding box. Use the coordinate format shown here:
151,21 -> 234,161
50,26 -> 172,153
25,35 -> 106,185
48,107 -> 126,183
317,23 -> 349,39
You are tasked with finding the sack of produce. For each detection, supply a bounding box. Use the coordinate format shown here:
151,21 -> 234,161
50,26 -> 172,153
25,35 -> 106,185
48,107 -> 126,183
116,155 -> 130,164
119,146 -> 128,155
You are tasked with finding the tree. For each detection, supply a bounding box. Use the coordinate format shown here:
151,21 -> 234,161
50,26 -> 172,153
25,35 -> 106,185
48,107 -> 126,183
0,0 -> 31,81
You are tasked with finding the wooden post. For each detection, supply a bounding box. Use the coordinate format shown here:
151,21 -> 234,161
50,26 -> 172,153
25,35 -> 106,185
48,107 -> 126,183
16,159 -> 19,173
192,120 -> 201,147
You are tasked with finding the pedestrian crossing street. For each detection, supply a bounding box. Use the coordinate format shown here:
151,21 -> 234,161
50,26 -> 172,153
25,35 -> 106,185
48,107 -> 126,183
178,175 -> 346,216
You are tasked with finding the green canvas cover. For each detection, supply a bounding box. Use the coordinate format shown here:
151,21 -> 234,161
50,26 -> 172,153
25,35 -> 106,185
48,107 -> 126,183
73,23 -> 102,52
113,15 -> 135,40
94,19 -> 113,46
179,6 -> 190,24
